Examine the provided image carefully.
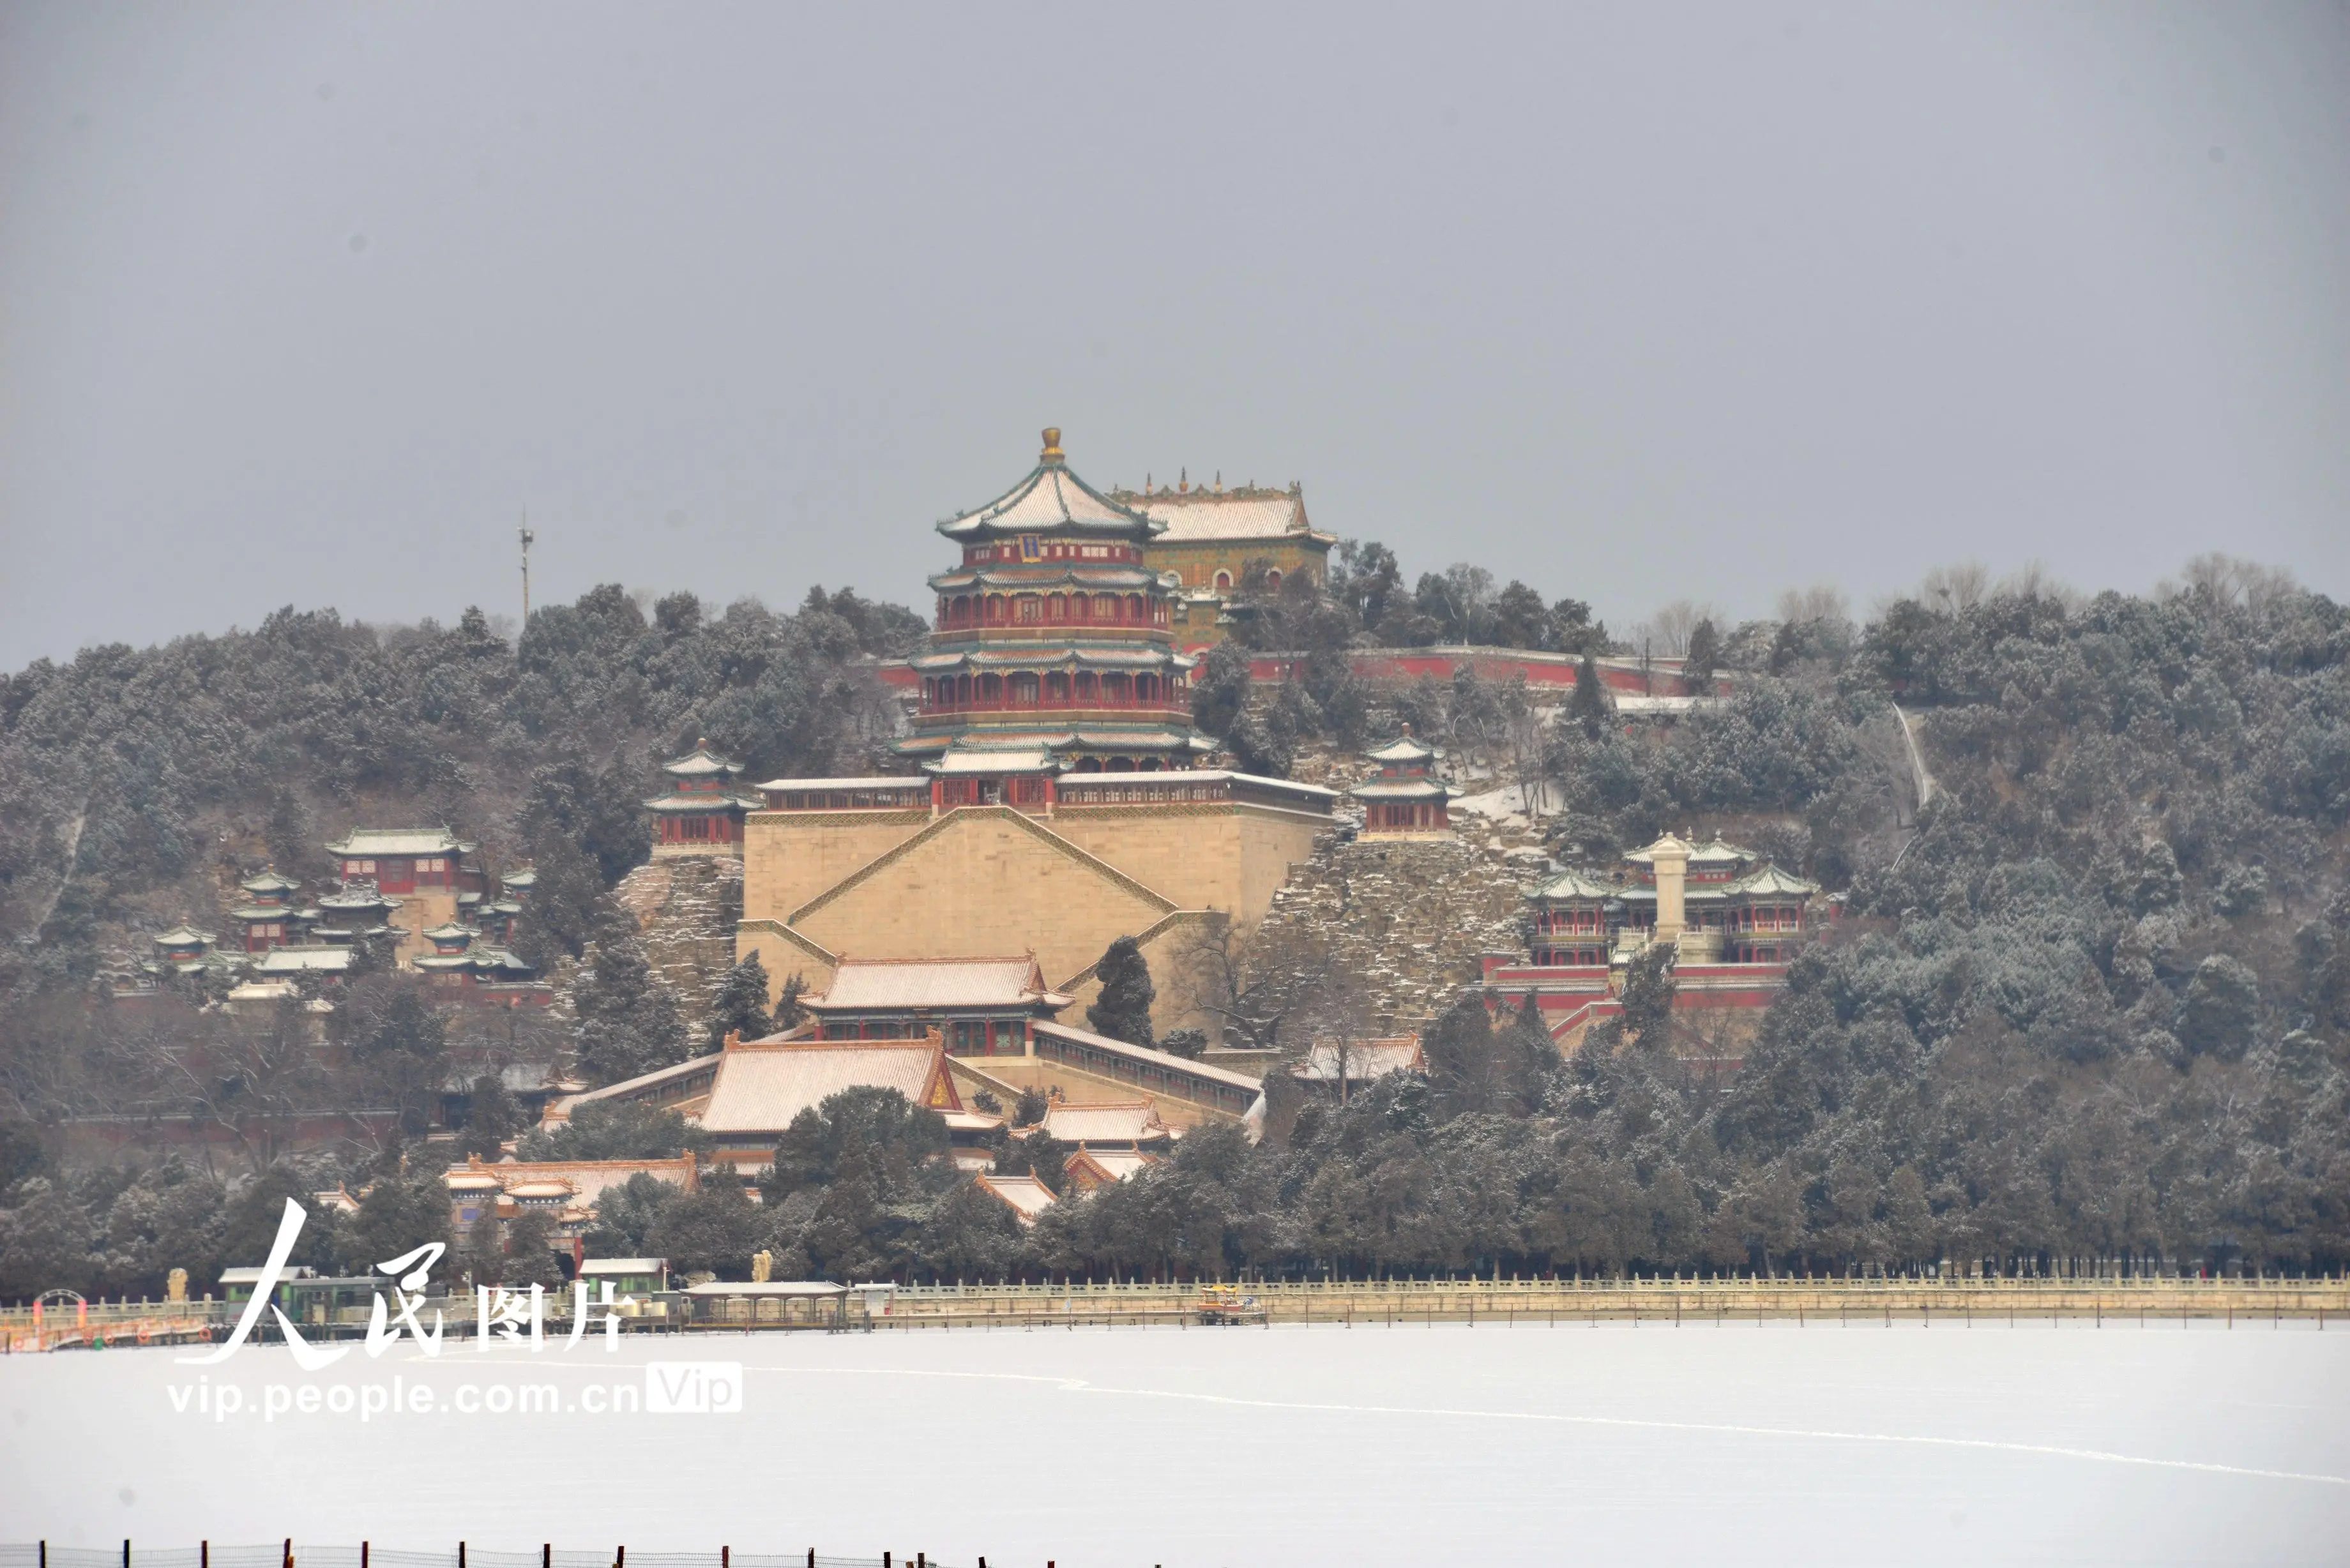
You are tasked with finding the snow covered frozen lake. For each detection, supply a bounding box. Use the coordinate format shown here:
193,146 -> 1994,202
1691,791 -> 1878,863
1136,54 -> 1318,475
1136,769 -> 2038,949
6,1319 -> 2346,1565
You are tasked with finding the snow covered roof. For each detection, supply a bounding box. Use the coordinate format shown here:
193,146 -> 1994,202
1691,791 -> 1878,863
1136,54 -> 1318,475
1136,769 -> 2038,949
1353,779 -> 1454,801
1611,695 -> 1713,716
681,1280 -> 845,1297
1624,832 -> 1695,865
807,956 -> 1067,1014
643,790 -> 761,813
1118,488 -> 1312,543
1688,837 -> 1759,865
937,431 -> 1162,542
755,776 -> 929,794
1291,1037 -> 1427,1083
1066,1147 -> 1156,1184
221,1265 -> 316,1285
925,749 -> 1059,774
152,925 -> 215,947
238,870 -> 300,894
1532,868 -> 1616,901
255,946 -> 354,974
1365,732 -> 1438,764
1031,1021 -> 1268,1096
662,741 -> 743,779
697,1039 -> 957,1135
447,1154 -> 696,1207
326,827 -> 471,857
1037,1099 -> 1171,1145
974,1172 -> 1058,1223
1724,863 -> 1821,896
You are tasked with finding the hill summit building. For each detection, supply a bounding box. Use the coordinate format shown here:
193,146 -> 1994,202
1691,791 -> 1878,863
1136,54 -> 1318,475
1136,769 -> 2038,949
732,430 -> 1337,1041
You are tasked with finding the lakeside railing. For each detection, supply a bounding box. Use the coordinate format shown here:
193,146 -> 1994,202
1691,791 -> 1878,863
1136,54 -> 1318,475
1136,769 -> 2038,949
10,1273 -> 2349,1348
853,1274 -> 2350,1328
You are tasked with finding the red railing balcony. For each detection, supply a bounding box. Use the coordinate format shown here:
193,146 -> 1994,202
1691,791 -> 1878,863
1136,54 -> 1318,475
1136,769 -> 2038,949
916,695 -> 1194,720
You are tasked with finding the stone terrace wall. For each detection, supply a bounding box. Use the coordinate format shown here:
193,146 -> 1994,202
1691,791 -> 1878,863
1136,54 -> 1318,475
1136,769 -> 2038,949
613,854 -> 745,1029
1254,830 -> 1540,1035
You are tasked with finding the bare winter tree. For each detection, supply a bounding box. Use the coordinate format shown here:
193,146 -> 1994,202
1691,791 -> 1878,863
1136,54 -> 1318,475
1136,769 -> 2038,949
1993,561 -> 2083,612
1918,560 -> 1990,615
1501,677 -> 1550,819
135,995 -> 342,1175
2173,553 -> 2298,613
1775,584 -> 1851,625
1176,919 -> 1349,1057
1644,599 -> 1718,658
1288,977 -> 1383,1105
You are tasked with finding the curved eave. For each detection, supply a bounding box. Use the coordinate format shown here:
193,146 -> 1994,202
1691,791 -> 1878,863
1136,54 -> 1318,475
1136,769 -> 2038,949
1531,875 -> 1616,901
927,567 -> 1160,592
916,647 -> 1193,672
1351,781 -> 1457,801
642,793 -> 761,813
936,462 -> 1167,541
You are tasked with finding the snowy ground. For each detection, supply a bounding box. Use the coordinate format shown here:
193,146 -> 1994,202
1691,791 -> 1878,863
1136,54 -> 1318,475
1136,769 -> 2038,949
6,1320 -> 2347,1566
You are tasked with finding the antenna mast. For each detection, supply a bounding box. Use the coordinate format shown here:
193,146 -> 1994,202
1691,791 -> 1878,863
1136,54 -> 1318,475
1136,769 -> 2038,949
519,514 -> 536,627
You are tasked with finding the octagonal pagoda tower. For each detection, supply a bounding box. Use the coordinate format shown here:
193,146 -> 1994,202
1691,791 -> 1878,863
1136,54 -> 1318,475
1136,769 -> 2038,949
899,428 -> 1207,778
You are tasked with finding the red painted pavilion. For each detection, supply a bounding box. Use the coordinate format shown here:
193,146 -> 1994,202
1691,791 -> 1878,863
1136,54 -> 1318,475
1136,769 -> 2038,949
897,428 -> 1208,801
643,740 -> 761,856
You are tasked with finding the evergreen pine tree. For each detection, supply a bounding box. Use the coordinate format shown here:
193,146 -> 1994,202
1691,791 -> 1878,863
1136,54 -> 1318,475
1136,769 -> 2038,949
1684,618 -> 1720,688
573,913 -> 690,1085
1159,1027 -> 1208,1060
773,972 -> 809,1029
1618,943 -> 1679,1044
501,1209 -> 566,1290
1570,652 -> 1610,738
1190,643 -> 1253,739
708,953 -> 775,1047
460,1212 -> 506,1288
343,1175 -> 454,1276
459,1070 -> 522,1159
1086,935 -> 1156,1047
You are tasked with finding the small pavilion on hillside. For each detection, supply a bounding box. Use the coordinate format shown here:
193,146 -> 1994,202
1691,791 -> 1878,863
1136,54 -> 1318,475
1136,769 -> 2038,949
644,741 -> 764,857
229,869 -> 305,952
1351,728 -> 1455,838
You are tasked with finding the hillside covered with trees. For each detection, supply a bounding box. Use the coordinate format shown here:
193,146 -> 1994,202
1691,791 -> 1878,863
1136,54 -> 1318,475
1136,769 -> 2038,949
4,550 -> 2349,1293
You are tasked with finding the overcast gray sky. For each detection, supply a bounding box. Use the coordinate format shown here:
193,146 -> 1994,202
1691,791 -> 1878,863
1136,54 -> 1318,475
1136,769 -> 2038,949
3,3 -> 2345,668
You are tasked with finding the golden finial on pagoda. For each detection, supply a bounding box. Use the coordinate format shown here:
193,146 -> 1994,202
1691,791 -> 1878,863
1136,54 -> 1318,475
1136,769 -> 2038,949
1040,427 -> 1065,465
